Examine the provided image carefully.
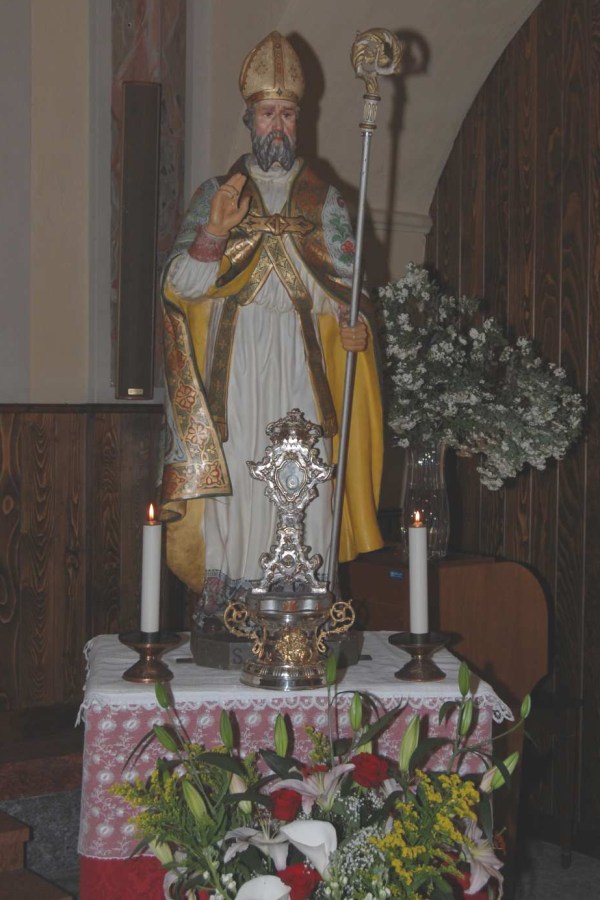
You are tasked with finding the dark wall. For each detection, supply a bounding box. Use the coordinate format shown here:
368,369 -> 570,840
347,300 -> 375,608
424,0 -> 600,848
0,406 -> 181,719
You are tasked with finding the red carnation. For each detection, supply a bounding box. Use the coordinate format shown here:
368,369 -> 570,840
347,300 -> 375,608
279,863 -> 321,900
340,239 -> 355,254
350,752 -> 389,787
270,787 -> 302,822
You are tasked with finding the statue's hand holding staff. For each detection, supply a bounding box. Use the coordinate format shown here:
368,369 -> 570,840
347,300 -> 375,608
206,173 -> 250,237
339,309 -> 368,352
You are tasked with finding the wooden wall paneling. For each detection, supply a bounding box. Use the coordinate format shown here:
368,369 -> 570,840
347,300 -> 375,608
526,0 -> 564,822
434,140 -> 466,549
436,137 -> 461,291
425,0 -> 600,845
530,0 -> 562,650
479,50 -> 512,557
555,0 -> 589,705
89,413 -> 122,636
18,414 -> 56,706
581,0 -> 600,833
504,17 -> 538,563
455,95 -> 486,554
0,414 -> 22,710
53,413 -> 86,703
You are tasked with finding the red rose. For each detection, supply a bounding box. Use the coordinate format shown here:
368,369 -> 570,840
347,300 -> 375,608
340,239 -> 355,254
270,787 -> 302,821
279,863 -> 321,900
350,752 -> 389,787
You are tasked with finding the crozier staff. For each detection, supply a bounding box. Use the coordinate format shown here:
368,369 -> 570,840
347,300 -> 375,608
160,31 -> 383,627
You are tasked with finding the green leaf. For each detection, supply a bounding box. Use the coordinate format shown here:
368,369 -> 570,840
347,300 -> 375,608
325,653 -> 338,686
478,790 -> 494,839
332,737 -> 352,757
260,749 -> 302,779
219,710 -> 234,751
358,703 -> 404,747
274,714 -> 288,757
458,697 -> 474,736
409,736 -> 451,769
437,700 -> 457,725
154,680 -> 171,710
193,751 -> 246,777
520,694 -> 532,719
458,661 -> 471,697
398,714 -> 420,774
153,724 -> 180,753
350,692 -> 362,731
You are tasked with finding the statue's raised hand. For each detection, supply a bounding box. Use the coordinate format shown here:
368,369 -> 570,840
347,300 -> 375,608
206,173 -> 250,238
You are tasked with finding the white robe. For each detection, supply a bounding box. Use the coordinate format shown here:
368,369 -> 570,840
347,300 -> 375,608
166,160 -> 339,599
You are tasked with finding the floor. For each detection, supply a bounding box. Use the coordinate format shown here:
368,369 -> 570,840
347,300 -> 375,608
514,840 -> 600,899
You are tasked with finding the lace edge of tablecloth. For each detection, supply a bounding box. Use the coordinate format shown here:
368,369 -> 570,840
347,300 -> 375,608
76,693 -> 514,726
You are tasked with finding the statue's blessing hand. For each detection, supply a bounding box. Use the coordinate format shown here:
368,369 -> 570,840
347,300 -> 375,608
206,173 -> 250,237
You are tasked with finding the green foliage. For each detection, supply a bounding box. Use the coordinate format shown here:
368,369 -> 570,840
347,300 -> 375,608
115,660 -> 529,900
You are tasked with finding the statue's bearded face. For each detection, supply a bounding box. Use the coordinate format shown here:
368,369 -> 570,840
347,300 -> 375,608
245,100 -> 298,172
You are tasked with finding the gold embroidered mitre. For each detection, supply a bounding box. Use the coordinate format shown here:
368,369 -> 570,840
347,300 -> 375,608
239,31 -> 305,105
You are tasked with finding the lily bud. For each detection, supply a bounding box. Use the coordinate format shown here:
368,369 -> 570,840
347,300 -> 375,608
274,714 -> 288,757
220,709 -> 234,751
350,692 -> 363,732
230,773 -> 253,815
182,779 -> 208,823
458,661 -> 471,697
520,694 -> 532,719
481,751 -> 519,793
153,724 -> 179,753
148,839 -> 174,865
398,714 -> 420,774
458,697 -> 474,737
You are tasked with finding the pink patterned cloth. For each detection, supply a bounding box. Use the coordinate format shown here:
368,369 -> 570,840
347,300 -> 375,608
78,632 -> 511,860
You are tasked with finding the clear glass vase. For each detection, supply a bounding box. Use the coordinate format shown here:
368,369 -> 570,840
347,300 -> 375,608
401,442 -> 450,559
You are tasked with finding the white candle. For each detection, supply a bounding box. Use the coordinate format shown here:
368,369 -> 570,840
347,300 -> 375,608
140,503 -> 162,634
408,510 -> 429,634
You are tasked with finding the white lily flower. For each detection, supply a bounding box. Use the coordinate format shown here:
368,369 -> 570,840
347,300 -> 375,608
234,875 -> 291,900
224,825 -> 289,871
461,819 -> 504,897
229,772 -> 252,815
269,763 -> 354,814
280,819 -> 337,877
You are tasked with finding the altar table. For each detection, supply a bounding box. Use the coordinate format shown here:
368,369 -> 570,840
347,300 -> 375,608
77,632 -> 512,899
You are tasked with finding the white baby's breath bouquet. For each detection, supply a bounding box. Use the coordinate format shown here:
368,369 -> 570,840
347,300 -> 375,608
379,263 -> 584,489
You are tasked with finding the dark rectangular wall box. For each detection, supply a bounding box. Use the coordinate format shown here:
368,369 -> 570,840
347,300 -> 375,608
116,81 -> 161,400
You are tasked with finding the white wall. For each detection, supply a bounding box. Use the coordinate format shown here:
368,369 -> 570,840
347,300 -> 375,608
0,0 -> 541,403
29,0 -> 89,402
0,1 -> 31,402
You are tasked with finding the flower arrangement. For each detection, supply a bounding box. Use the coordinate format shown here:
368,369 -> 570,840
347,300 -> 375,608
378,263 -> 584,489
114,658 -> 530,899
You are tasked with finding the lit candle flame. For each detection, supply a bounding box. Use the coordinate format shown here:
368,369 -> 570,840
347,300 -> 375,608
148,502 -> 155,523
413,510 -> 421,526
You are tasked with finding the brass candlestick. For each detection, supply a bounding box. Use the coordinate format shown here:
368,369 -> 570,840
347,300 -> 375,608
389,631 -> 450,682
119,630 -> 181,683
